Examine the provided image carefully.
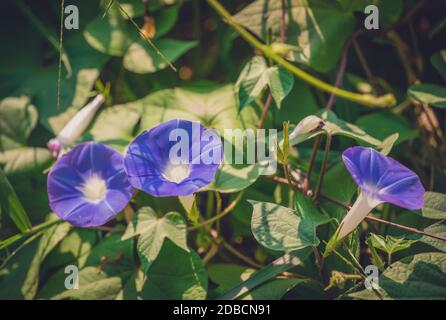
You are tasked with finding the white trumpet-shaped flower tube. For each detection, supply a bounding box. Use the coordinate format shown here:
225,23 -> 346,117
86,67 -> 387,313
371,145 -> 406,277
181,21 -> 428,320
337,192 -> 381,239
48,94 -> 105,157
325,147 -> 424,255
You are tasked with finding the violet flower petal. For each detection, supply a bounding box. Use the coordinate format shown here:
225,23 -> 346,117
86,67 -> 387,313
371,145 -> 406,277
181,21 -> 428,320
342,146 -> 425,210
124,119 -> 222,197
47,142 -> 134,227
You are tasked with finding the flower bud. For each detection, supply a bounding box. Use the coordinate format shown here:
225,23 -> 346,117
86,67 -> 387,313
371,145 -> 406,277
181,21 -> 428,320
47,94 -> 104,158
289,115 -> 325,140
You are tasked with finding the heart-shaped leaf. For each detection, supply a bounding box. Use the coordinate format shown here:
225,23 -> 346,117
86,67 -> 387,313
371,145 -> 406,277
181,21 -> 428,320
234,0 -> 355,72
250,200 -> 320,252
122,207 -> 189,272
235,56 -> 294,110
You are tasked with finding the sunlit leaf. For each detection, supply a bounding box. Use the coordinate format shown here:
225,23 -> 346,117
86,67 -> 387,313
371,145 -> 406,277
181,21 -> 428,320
235,56 -> 293,110
350,252 -> 446,299
0,96 -> 51,176
368,233 -> 417,255
408,84 -> 446,108
141,240 -> 207,300
415,192 -> 446,220
219,248 -> 312,300
250,200 -> 319,252
123,39 -> 196,74
234,0 -> 355,72
122,207 -> 189,272
125,84 -> 258,135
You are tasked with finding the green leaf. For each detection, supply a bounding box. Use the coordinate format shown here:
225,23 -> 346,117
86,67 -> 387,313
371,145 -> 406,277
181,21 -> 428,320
250,200 -> 319,252
21,34 -> 107,134
123,39 -> 197,74
126,84 -> 258,136
144,3 -> 181,39
366,237 -> 385,271
84,4 -> 135,56
41,232 -> 134,299
235,56 -> 293,110
122,207 -> 188,272
268,67 -> 294,109
179,195 -> 199,223
356,112 -> 417,145
42,229 -> 97,271
53,266 -> 133,300
234,0 -> 355,73
379,133 -> 399,156
208,264 -> 256,291
219,248 -> 312,300
431,50 -> 446,81
0,166 -> 31,232
368,233 -> 417,255
408,83 -> 446,108
141,240 -> 208,300
350,252 -> 446,299
274,79 -> 319,127
0,96 -> 51,176
119,0 -> 181,18
294,192 -> 331,227
419,222 -> 446,253
0,217 -> 70,299
86,104 -> 141,151
0,96 -> 37,148
203,163 -> 265,193
319,109 -> 382,147
208,263 -> 302,300
415,192 -> 446,220
0,148 -> 52,177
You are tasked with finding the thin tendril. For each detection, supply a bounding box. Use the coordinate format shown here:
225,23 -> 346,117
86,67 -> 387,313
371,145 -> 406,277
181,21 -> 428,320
57,0 -> 65,111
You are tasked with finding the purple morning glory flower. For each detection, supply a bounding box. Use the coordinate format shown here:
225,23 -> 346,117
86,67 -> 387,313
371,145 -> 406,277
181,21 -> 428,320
47,142 -> 134,227
336,146 -> 425,240
124,119 -> 222,197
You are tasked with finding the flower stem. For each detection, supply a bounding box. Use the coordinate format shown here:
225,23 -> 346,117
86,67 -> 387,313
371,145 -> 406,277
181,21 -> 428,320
206,0 -> 396,107
313,134 -> 332,200
271,178 -> 446,243
220,238 -> 262,269
258,93 -> 273,129
189,191 -> 245,231
303,135 -> 322,195
283,163 -> 296,192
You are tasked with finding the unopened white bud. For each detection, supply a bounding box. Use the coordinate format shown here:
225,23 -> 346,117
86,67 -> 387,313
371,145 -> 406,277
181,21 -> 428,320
289,115 -> 324,140
47,94 -> 104,158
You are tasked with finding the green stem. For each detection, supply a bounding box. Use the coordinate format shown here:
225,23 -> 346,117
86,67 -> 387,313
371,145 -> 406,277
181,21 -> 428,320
206,0 -> 396,107
313,134 -> 332,200
303,135 -> 322,195
283,163 -> 296,191
0,219 -> 61,250
189,191 -> 244,231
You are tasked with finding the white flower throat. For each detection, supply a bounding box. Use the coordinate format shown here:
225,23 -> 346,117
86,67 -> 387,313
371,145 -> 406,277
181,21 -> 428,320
162,163 -> 190,183
81,175 -> 107,203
